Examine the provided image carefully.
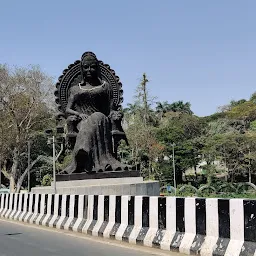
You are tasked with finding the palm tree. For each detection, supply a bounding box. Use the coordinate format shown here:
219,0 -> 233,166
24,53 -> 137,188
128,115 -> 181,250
169,101 -> 193,115
123,103 -> 141,116
156,101 -> 173,120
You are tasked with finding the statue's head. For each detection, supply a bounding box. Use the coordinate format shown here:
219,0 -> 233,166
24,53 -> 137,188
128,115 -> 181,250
80,52 -> 100,84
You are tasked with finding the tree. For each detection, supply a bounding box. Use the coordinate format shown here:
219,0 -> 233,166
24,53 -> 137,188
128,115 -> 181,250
0,64 -> 54,192
123,102 -> 142,127
218,98 -> 247,113
123,78 -> 256,187
137,73 -> 150,124
134,73 -> 157,125
201,131 -> 256,183
155,101 -> 173,120
250,92 -> 256,103
230,99 -> 247,107
155,114 -> 205,184
125,113 -> 164,178
227,101 -> 256,122
169,101 -> 193,115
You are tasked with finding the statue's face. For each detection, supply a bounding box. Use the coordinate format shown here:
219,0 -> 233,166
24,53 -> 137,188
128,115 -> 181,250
81,58 -> 98,78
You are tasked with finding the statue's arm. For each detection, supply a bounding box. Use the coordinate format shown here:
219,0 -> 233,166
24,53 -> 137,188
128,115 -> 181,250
107,84 -> 123,118
65,92 -> 80,116
106,82 -> 129,145
107,87 -> 124,129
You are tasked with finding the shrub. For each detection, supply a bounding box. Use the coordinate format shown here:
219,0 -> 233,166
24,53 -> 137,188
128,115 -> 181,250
41,174 -> 52,186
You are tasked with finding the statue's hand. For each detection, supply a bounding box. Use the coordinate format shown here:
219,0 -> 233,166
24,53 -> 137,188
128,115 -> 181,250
109,110 -> 123,121
67,115 -> 79,122
79,113 -> 89,120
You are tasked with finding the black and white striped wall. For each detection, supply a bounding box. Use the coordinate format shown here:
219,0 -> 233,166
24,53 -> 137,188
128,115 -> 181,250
0,193 -> 255,256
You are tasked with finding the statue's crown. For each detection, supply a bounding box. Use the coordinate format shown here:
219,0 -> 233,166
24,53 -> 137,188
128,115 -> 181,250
81,51 -> 97,60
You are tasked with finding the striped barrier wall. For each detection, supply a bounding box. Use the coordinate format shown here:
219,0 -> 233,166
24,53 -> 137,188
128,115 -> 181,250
81,195 -> 96,234
9,193 -> 18,219
20,193 -> 29,222
30,194 -> 40,224
13,193 -> 23,220
5,193 -> 14,219
35,194 -> 46,225
2,194 -> 10,218
49,194 -> 59,228
0,193 -> 255,256
0,193 -> 7,217
72,195 -> 88,232
42,194 -> 53,226
38,194 -> 48,225
24,193 -> 35,223
0,193 -> 5,216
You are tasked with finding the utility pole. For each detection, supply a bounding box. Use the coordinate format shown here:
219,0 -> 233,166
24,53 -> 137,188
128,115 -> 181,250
28,140 -> 31,192
52,135 -> 56,194
172,143 -> 176,195
45,127 -> 64,194
249,148 -> 251,183
0,158 -> 2,188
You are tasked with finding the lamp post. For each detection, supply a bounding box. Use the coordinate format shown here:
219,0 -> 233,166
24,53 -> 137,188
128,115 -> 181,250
171,143 -> 176,195
52,135 -> 56,194
45,126 -> 64,194
27,140 -> 31,192
0,168 -> 1,188
0,151 -> 3,188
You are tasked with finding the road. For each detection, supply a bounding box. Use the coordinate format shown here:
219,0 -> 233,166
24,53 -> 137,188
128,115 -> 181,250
0,220 -> 182,256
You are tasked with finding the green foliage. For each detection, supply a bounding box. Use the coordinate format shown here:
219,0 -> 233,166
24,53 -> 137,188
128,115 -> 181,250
41,174 -> 52,186
123,84 -> 256,190
57,154 -> 72,172
249,120 -> 256,131
227,101 -> 256,122
155,100 -> 193,118
250,92 -> 256,103
230,99 -> 247,107
206,119 -> 235,136
202,112 -> 226,122
169,101 -> 193,115
0,64 -> 55,191
162,180 -> 256,199
153,114 -> 205,183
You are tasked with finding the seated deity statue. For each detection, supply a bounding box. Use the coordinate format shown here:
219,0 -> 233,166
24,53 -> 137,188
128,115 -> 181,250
55,52 -> 129,174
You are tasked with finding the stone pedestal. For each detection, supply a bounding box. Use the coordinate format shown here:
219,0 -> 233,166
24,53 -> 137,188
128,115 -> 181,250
31,177 -> 160,196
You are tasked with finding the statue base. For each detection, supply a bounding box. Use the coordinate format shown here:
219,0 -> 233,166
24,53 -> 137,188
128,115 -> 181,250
56,170 -> 140,181
31,172 -> 159,196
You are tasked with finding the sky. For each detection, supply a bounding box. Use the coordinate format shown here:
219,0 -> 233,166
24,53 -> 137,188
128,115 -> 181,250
0,1 -> 255,116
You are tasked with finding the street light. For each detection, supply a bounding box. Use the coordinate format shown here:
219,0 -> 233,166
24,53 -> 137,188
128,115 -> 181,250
163,143 -> 177,195
28,140 -> 31,192
0,169 -> 1,188
45,126 -> 64,194
172,143 -> 177,195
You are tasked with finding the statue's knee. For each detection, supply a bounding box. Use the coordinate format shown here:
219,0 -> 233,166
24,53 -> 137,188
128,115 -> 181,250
91,112 -> 107,121
66,116 -> 79,134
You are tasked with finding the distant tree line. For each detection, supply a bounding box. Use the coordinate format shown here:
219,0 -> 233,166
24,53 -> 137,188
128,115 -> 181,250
120,73 -> 256,188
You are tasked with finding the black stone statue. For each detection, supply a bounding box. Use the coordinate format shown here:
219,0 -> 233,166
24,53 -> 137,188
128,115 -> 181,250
55,52 -> 129,174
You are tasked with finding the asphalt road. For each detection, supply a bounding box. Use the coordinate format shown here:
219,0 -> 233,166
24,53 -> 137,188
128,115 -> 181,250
0,220 -> 182,256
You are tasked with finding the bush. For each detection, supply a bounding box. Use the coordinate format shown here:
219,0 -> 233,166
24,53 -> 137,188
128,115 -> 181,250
163,181 -> 256,199
41,174 -> 52,186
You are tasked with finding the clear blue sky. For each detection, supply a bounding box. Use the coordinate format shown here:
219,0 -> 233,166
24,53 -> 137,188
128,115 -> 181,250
0,1 -> 255,116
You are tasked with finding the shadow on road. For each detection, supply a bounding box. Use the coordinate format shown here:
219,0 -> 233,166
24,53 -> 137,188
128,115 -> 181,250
1,232 -> 22,236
